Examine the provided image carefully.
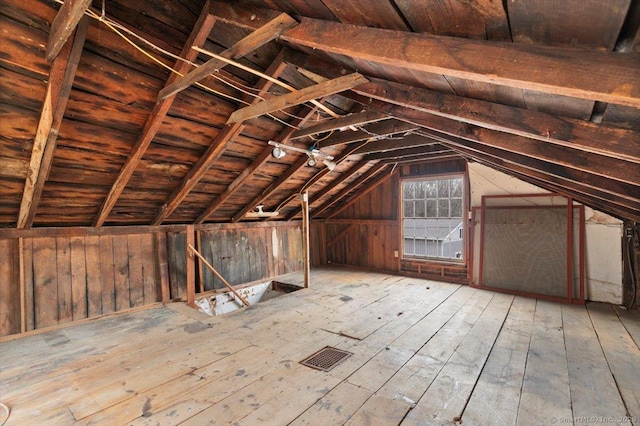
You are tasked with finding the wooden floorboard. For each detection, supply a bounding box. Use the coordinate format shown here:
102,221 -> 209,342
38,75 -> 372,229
1,267 -> 638,425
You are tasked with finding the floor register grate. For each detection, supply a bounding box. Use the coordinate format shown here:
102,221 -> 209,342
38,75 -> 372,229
300,346 -> 353,372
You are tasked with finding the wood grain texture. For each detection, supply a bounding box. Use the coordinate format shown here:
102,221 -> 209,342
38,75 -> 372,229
281,18 -> 640,107
45,0 -> 91,62
507,0 -> 631,50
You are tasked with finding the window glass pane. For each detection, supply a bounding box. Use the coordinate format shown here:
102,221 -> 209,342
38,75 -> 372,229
402,176 -> 464,261
438,180 -> 449,197
426,181 -> 437,198
426,200 -> 437,217
451,178 -> 463,197
451,198 -> 462,218
403,183 -> 414,200
438,199 -> 449,217
404,201 -> 414,217
416,182 -> 426,199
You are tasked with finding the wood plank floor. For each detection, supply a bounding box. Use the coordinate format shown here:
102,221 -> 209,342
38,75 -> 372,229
1,266 -> 639,425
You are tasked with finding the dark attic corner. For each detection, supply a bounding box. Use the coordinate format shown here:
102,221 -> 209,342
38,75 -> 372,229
0,0 -> 639,424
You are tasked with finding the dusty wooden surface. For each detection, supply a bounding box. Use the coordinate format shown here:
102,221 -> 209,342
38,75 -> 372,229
1,267 -> 637,425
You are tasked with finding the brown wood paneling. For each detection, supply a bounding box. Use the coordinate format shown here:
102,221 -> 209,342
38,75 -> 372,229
32,237 -> 58,328
167,232 -> 187,300
507,0 -> 631,50
70,236 -> 88,320
141,234 -> 157,305
22,238 -> 34,331
0,239 -> 20,336
85,235 -> 102,317
99,235 -> 116,314
55,237 -> 73,325
127,234 -> 144,308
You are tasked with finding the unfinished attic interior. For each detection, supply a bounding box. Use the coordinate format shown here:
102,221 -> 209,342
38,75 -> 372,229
1,0 -> 640,423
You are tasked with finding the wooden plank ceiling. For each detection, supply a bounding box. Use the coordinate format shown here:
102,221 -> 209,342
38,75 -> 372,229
0,0 -> 639,228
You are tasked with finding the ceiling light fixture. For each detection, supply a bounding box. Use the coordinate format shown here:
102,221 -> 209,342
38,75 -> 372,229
268,141 -> 336,170
245,204 -> 279,218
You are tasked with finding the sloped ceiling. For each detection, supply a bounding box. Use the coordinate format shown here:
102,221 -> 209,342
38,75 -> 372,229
0,0 -> 639,228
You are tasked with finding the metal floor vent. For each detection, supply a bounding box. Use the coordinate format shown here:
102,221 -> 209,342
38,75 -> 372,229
300,346 -> 353,372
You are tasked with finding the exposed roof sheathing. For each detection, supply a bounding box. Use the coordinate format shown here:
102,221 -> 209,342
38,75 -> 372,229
0,0 -> 638,228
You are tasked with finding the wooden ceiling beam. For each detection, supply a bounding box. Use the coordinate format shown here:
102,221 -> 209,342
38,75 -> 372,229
450,146 -> 640,222
232,155 -> 309,222
285,159 -> 369,220
350,79 -> 640,164
440,138 -> 640,216
194,105 -> 318,224
325,166 -> 394,219
311,163 -> 387,219
17,16 -> 88,229
93,1 -> 218,227
281,18 -> 640,107
352,134 -> 437,155
152,51 -> 289,226
356,99 -> 640,208
267,139 -> 371,218
318,120 -> 419,148
380,154 -> 462,165
365,145 -> 454,161
158,12 -> 297,100
226,73 -> 368,124
290,110 -> 389,140
45,0 -> 91,62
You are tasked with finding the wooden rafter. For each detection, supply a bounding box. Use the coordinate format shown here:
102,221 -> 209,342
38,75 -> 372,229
394,106 -> 640,188
152,51 -> 289,226
311,163 -> 387,219
318,120 -> 419,148
326,166 -> 393,219
281,18 -> 640,107
355,99 -> 640,217
233,155 -> 310,222
92,1 -> 218,227
350,79 -> 640,164
194,105 -> 319,224
380,154 -> 461,165
285,159 -> 369,220
157,12 -> 297,100
352,134 -> 437,155
451,145 -> 640,222
365,145 -> 454,161
266,139 -> 371,219
46,0 -> 91,62
226,73 -> 368,124
439,136 -> 640,219
17,16 -> 89,229
290,110 -> 389,140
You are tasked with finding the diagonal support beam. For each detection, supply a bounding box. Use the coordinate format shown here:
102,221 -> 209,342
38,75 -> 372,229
152,51 -> 289,225
195,105 -> 318,224
46,0 -> 92,62
349,79 -> 640,164
281,18 -> 640,107
18,16 -> 89,229
285,159 -> 369,220
351,133 -> 436,155
325,165 -> 393,219
93,1 -> 217,227
311,162 -> 387,219
232,155 -> 309,222
267,139 -> 371,219
318,120 -> 418,148
158,12 -> 297,100
226,73 -> 368,124
290,110 -> 389,140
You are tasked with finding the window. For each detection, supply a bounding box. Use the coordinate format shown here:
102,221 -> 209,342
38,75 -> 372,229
402,176 -> 464,261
